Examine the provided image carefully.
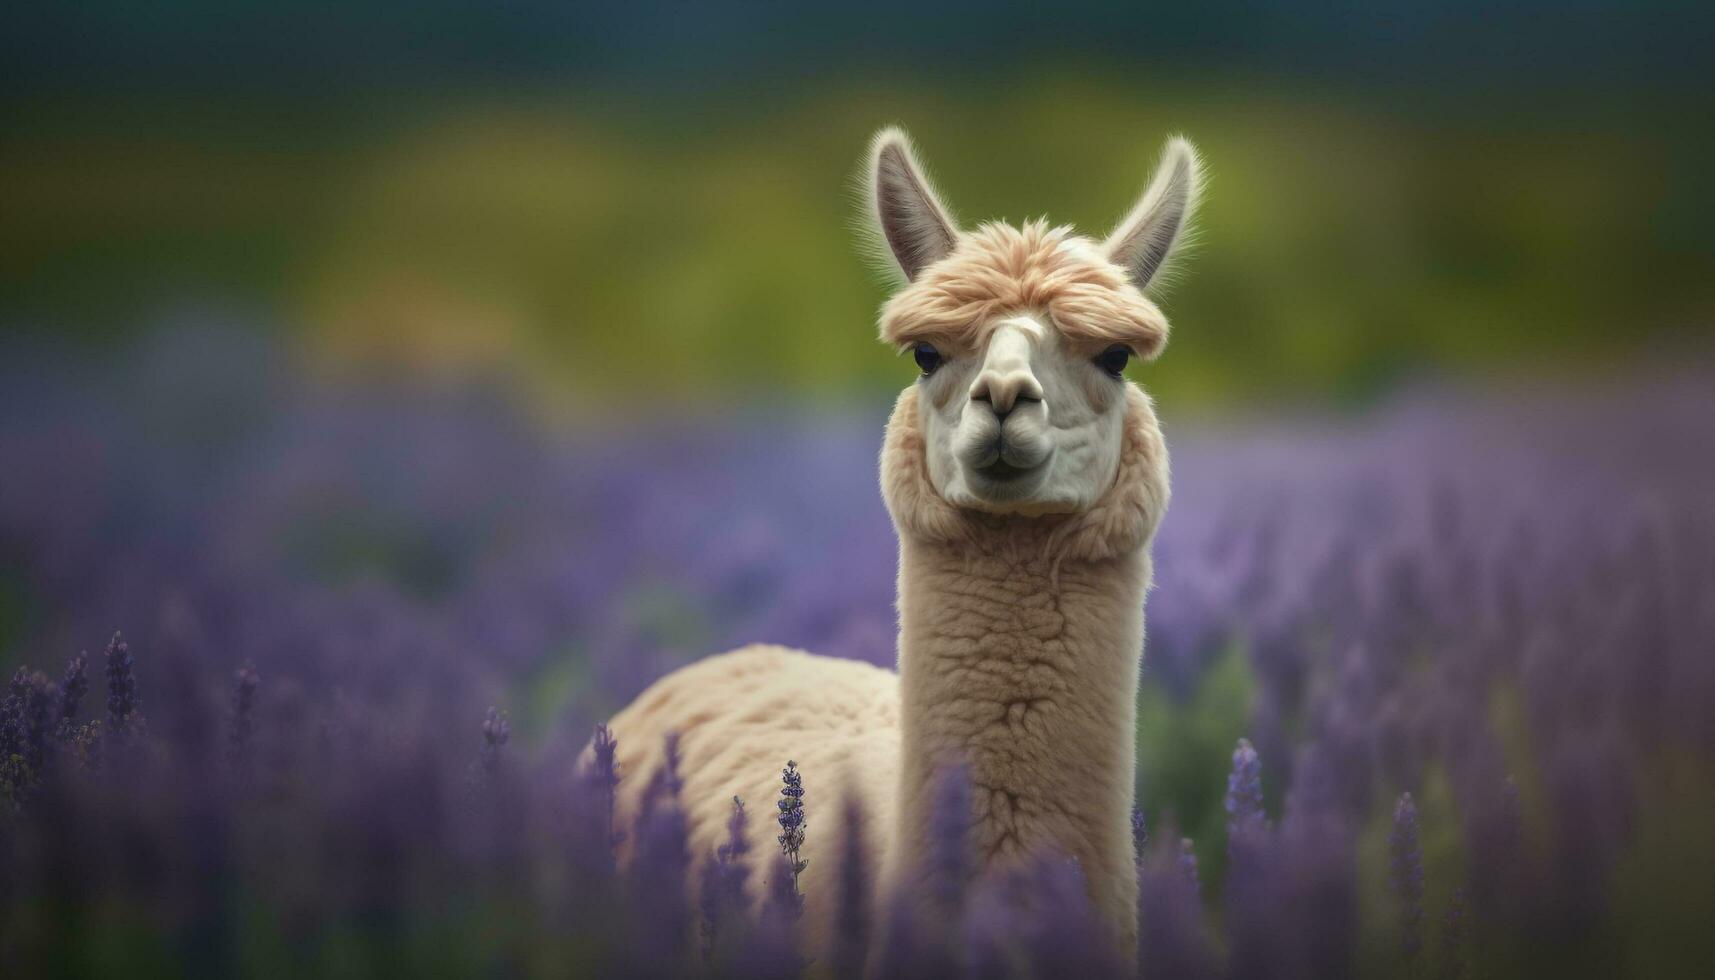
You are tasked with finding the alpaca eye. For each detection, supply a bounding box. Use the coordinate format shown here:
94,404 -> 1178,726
1096,344 -> 1132,378
913,343 -> 943,376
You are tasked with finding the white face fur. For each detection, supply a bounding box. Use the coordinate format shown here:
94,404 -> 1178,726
868,127 -> 1202,516
915,313 -> 1130,515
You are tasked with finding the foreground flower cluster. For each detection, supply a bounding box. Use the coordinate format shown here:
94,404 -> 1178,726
1,326 -> 1711,977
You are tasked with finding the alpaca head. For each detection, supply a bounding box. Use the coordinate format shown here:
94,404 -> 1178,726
865,127 -> 1200,515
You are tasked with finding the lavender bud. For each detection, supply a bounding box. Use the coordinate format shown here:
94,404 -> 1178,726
103,632 -> 139,736
640,731 -> 684,820
0,669 -> 54,804
0,667 -> 26,760
775,759 -> 807,912
754,852 -> 807,976
588,723 -> 622,851
477,706 -> 508,774
629,777 -> 692,973
699,795 -> 751,960
1177,837 -> 1202,895
832,797 -> 872,980
925,763 -> 974,923
228,662 -> 259,769
1389,791 -> 1425,960
57,654 -> 88,733
1226,737 -> 1266,844
1140,833 -> 1218,979
1438,886 -> 1468,980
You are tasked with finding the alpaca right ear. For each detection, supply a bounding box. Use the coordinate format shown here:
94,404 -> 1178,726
867,127 -> 960,282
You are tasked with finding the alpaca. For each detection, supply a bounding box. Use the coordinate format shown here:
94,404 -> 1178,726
602,126 -> 1201,960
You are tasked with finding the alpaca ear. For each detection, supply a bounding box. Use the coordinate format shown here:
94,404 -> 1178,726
867,127 -> 960,282
1103,137 -> 1203,291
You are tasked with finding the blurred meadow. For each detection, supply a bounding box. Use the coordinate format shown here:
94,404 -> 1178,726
3,3 -> 1714,978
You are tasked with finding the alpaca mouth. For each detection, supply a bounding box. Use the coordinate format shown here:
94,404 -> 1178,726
975,459 -> 1039,482
965,435 -> 1050,488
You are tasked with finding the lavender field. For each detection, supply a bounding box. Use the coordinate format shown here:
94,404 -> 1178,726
2,324 -> 1712,978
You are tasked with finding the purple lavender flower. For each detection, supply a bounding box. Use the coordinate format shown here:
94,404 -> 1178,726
928,763 -> 972,916
626,734 -> 692,974
640,730 -> 684,820
1284,811 -> 1358,980
588,722 -> 623,851
1139,833 -> 1218,979
750,852 -> 808,977
699,795 -> 751,960
0,672 -> 27,755
228,662 -> 259,769
1,669 -> 53,798
103,632 -> 139,737
0,324 -> 1710,974
775,759 -> 808,911
477,706 -> 508,774
59,717 -> 102,773
1223,824 -> 1278,980
0,667 -> 28,761
1465,771 -> 1524,927
1017,856 -> 1125,978
0,754 -> 28,808
832,796 -> 872,980
1389,791 -> 1425,960
1439,886 -> 1468,980
1226,737 -> 1266,844
1177,836 -> 1202,895
56,654 -> 88,734
23,671 -> 51,770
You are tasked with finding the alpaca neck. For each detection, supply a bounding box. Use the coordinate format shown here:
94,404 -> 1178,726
876,383 -> 1168,952
891,526 -> 1149,943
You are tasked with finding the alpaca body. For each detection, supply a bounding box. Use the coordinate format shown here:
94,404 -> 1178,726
609,383 -> 1168,957
601,125 -> 1198,964
608,644 -> 901,954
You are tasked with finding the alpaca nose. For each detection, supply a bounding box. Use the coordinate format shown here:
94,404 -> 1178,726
970,369 -> 1043,419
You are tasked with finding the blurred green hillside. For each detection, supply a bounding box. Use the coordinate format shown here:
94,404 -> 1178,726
4,71 -> 1713,412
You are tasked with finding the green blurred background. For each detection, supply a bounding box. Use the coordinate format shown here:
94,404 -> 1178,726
3,3 -> 1712,413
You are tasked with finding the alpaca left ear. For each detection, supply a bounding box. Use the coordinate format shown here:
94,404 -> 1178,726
1103,137 -> 1203,291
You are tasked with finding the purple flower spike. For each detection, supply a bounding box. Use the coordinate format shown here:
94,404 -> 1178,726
228,662 -> 260,769
2,669 -> 30,756
699,795 -> 751,960
928,764 -> 972,916
26,670 -> 52,771
1439,886 -> 1468,980
103,632 -> 139,737
1226,737 -> 1266,843
640,731 -> 684,820
832,797 -> 871,980
1178,837 -> 1202,895
56,654 -> 88,733
628,771 -> 692,974
1140,834 -> 1218,979
477,706 -> 508,774
753,852 -> 808,977
775,759 -> 807,911
1018,856 -> 1123,978
588,723 -> 622,851
1389,791 -> 1425,960
2,668 -> 56,806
